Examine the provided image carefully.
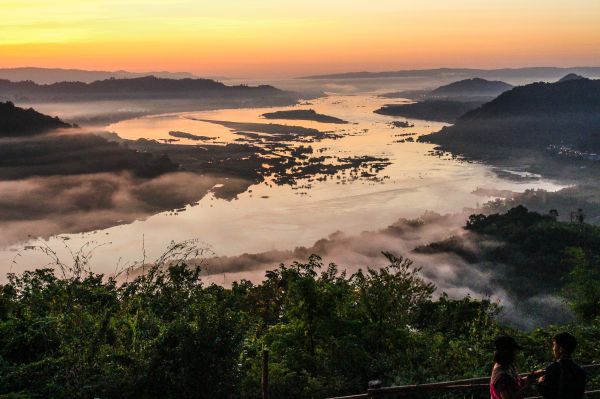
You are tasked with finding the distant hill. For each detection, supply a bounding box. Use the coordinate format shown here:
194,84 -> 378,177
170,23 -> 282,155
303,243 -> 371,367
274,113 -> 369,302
428,78 -> 513,99
380,78 -> 512,102
374,100 -> 482,123
0,101 -> 72,137
374,78 -> 513,122
419,78 -> 600,155
0,76 -> 286,102
0,67 -> 198,84
301,67 -> 600,82
558,73 -> 588,82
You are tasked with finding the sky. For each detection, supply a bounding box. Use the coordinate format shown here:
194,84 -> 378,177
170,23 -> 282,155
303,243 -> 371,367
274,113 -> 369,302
1,0 -> 599,77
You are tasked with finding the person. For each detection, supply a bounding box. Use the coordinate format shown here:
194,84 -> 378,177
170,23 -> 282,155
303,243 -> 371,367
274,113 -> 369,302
535,332 -> 587,399
490,335 -> 529,399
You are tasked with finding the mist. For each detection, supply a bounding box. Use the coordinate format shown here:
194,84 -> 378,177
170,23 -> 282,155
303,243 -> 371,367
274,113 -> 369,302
0,172 -> 250,248
165,210 -> 572,329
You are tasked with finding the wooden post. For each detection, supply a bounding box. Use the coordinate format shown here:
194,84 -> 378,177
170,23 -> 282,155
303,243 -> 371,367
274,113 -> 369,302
262,349 -> 269,399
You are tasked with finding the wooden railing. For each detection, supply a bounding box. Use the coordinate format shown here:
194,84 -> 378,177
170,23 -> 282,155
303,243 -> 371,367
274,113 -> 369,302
326,364 -> 600,399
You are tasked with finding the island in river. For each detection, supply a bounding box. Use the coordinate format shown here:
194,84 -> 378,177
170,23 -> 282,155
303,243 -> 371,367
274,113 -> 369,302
261,109 -> 349,124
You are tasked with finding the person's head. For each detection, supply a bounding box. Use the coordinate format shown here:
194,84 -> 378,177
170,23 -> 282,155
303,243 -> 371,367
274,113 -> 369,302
493,335 -> 523,367
553,332 -> 577,360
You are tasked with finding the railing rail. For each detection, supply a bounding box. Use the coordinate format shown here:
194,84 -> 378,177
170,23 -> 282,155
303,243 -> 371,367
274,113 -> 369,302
525,390 -> 600,399
326,364 -> 600,399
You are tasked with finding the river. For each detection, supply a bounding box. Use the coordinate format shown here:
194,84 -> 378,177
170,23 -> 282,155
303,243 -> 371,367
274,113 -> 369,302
1,93 -> 565,280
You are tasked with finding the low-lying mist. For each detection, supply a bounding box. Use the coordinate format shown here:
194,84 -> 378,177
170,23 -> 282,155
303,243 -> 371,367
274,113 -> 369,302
168,211 -> 571,330
0,171 -> 250,248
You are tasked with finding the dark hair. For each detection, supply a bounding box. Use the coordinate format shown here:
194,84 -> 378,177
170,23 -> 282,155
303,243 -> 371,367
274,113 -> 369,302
554,332 -> 577,354
493,349 -> 516,366
494,335 -> 522,351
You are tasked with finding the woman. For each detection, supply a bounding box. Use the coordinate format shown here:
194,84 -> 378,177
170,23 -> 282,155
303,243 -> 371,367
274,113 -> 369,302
490,335 -> 529,399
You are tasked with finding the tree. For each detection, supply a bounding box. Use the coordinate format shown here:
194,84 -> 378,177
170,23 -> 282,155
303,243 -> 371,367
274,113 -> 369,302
562,247 -> 600,321
570,208 -> 586,223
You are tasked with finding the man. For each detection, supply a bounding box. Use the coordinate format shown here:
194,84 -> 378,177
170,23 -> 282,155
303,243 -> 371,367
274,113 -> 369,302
536,332 -> 587,399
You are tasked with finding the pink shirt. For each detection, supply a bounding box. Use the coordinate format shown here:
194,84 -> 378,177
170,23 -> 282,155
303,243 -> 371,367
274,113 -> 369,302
490,364 -> 524,399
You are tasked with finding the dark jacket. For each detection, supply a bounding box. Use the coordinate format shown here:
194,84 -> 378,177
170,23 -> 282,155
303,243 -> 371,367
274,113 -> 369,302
538,359 -> 586,399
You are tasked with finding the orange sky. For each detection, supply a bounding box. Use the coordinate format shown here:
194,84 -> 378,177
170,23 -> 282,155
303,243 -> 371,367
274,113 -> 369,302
1,0 -> 599,77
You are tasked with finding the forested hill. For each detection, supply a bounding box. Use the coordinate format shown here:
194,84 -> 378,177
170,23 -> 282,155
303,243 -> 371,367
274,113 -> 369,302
0,76 -> 285,101
428,78 -> 513,98
455,77 -> 598,117
0,101 -> 72,137
558,73 -> 587,82
420,77 -> 600,152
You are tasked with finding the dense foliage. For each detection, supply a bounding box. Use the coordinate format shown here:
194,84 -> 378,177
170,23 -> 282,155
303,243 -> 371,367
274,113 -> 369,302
417,205 -> 600,304
465,206 -> 600,301
1,211 -> 600,398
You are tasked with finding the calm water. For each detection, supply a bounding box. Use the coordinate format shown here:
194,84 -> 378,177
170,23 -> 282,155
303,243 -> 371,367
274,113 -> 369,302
1,94 -> 565,279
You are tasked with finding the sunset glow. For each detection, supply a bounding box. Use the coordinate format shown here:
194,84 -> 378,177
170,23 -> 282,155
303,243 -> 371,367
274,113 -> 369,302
1,0 -> 600,77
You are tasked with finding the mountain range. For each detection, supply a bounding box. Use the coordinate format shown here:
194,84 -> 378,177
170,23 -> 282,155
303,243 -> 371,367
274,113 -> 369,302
302,67 -> 600,82
0,76 -> 284,102
0,67 -> 199,84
